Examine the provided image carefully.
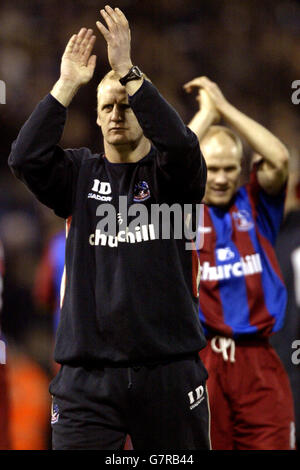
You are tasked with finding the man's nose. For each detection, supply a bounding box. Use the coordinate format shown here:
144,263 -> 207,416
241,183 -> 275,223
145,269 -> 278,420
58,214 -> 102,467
111,105 -> 122,121
215,170 -> 227,184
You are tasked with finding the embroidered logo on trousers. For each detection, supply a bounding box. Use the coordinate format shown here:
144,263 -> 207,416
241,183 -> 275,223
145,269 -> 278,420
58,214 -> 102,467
188,385 -> 205,410
51,402 -> 60,424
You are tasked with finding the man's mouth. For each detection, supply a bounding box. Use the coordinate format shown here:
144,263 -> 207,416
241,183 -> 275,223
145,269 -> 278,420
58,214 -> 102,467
212,188 -> 229,194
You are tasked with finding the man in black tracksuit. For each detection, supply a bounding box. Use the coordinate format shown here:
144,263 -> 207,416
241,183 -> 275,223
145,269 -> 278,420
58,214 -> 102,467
8,6 -> 209,450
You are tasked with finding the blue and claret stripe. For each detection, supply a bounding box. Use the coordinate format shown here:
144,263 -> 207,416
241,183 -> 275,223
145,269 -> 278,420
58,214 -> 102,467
198,175 -> 287,338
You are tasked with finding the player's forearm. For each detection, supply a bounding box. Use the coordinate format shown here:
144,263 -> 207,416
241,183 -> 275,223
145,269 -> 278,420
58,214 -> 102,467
50,78 -> 81,107
187,109 -> 216,142
129,80 -> 199,152
220,101 -> 289,168
8,93 -> 67,175
115,62 -> 145,97
125,78 -> 144,97
129,79 -> 206,201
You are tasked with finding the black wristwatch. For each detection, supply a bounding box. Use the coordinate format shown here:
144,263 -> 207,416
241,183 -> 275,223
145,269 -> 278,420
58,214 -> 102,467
119,66 -> 143,86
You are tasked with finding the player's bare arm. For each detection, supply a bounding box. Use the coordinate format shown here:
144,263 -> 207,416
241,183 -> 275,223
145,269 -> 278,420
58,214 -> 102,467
96,5 -> 144,95
189,76 -> 289,195
51,28 -> 97,107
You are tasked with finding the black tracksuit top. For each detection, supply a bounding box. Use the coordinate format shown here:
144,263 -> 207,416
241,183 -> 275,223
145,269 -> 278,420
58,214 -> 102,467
8,79 -> 207,366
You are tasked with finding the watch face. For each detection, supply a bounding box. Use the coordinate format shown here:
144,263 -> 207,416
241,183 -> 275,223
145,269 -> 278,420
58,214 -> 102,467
119,66 -> 143,86
132,66 -> 142,78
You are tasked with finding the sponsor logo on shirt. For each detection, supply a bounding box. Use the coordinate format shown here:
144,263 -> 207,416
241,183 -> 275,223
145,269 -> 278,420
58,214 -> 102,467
216,247 -> 235,262
88,179 -> 112,202
200,253 -> 263,281
232,210 -> 254,231
88,196 -> 204,250
89,224 -> 156,247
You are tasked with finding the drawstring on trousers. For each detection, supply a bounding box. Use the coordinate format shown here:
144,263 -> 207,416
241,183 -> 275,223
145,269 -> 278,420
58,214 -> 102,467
211,336 -> 236,362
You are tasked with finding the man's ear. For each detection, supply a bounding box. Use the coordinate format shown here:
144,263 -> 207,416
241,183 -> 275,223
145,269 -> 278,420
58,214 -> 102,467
251,152 -> 263,169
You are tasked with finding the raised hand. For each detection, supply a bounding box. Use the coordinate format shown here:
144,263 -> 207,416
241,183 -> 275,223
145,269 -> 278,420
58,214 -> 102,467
96,5 -> 132,77
184,77 -> 221,124
199,89 -> 221,123
60,28 -> 97,86
184,76 -> 227,112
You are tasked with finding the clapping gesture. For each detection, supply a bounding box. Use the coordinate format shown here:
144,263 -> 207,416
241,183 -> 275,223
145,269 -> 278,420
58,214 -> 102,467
184,76 -> 228,113
51,28 -> 97,106
51,6 -> 137,106
96,5 -> 133,77
60,28 -> 97,86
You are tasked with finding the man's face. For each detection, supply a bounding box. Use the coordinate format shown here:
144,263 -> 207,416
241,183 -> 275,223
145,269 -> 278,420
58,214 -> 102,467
201,132 -> 242,207
97,79 -> 144,148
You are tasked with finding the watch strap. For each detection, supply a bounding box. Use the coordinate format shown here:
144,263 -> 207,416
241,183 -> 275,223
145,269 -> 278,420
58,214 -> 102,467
119,66 -> 143,86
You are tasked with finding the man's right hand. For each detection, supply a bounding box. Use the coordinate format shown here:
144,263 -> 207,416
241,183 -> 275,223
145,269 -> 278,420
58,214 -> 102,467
60,28 -> 97,85
51,28 -> 97,107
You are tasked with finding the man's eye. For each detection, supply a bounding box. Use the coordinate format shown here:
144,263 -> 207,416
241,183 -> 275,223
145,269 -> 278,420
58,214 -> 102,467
103,105 -> 113,111
225,167 -> 237,172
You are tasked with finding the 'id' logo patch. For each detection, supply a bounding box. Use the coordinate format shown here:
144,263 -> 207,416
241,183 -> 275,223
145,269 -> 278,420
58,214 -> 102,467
188,385 -> 205,410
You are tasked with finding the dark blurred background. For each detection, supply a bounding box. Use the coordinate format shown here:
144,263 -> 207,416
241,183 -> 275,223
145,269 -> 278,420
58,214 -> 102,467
0,0 -> 299,450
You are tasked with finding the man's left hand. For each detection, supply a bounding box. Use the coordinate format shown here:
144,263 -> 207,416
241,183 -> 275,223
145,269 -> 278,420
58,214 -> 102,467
96,5 -> 133,77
